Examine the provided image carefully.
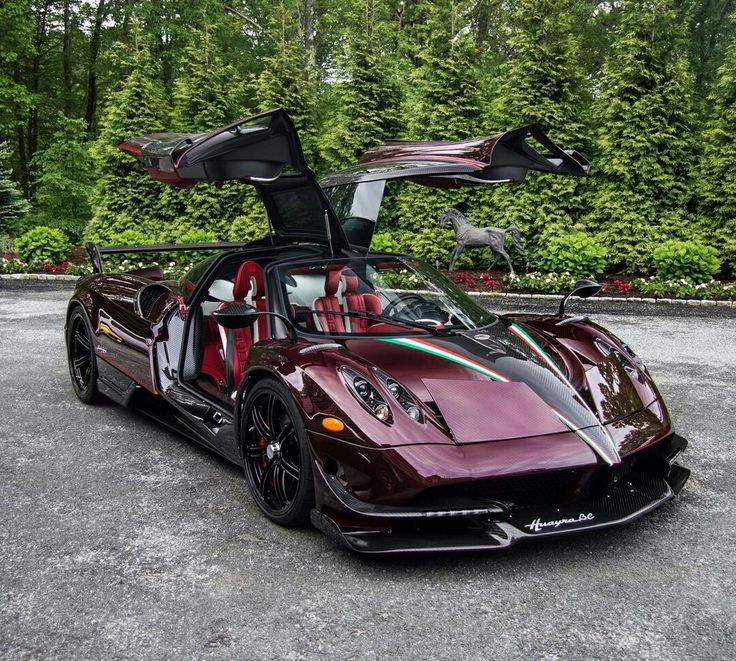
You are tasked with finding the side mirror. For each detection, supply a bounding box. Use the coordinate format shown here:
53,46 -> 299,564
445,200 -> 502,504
211,301 -> 299,341
558,279 -> 601,317
212,302 -> 259,329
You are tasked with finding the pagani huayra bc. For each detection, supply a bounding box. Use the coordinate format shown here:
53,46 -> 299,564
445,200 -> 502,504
66,109 -> 690,553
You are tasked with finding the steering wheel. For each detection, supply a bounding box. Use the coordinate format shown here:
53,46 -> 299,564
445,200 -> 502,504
383,293 -> 451,326
382,293 -> 426,317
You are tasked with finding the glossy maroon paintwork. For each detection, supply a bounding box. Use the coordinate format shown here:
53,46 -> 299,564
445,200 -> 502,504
69,256 -> 674,504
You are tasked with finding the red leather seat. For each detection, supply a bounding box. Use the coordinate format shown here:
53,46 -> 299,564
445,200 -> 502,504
342,270 -> 382,333
220,260 -> 266,392
244,262 -> 268,343
313,267 -> 346,333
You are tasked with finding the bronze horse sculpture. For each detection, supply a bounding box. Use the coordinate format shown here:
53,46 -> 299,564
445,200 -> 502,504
440,208 -> 525,273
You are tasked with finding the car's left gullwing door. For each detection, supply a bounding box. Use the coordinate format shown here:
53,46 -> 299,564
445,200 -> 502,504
119,108 -> 349,251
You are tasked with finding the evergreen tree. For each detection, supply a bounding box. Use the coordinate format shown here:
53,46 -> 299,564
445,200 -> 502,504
30,116 -> 94,241
319,0 -> 401,173
0,141 -> 29,235
586,0 -> 695,272
254,2 -> 319,165
697,31 -> 736,272
84,40 -> 170,244
479,0 -> 592,260
394,1 -> 480,237
165,24 -> 248,241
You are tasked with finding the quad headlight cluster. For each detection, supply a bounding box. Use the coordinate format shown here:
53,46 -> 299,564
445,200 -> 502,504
340,366 -> 422,423
595,337 -> 644,381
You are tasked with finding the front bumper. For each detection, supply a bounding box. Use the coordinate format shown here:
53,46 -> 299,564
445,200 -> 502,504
311,434 -> 690,554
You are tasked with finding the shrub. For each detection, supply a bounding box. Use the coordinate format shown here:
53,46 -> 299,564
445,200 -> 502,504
175,228 -> 219,265
504,272 -> 577,294
103,229 -> 151,271
632,277 -> 734,300
14,226 -> 71,265
653,240 -> 720,284
538,233 -> 606,278
370,232 -> 400,253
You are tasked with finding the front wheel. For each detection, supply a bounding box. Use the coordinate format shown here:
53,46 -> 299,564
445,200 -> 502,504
240,378 -> 315,526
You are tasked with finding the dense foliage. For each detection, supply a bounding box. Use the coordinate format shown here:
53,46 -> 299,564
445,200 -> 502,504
14,225 -> 71,264
539,233 -> 607,278
652,240 -> 721,283
0,0 -> 734,276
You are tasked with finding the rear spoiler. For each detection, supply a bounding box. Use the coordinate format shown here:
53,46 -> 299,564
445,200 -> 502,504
86,242 -> 246,274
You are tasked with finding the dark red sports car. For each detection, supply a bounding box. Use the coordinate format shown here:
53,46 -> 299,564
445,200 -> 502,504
66,109 -> 689,553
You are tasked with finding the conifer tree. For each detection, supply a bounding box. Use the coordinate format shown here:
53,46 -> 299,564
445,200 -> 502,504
166,24 -> 247,241
394,1 -> 479,237
587,0 -> 695,271
697,33 -> 736,271
479,0 -> 592,259
0,141 -> 29,235
254,2 -> 319,165
30,116 -> 94,241
84,40 -> 169,244
319,0 -> 401,173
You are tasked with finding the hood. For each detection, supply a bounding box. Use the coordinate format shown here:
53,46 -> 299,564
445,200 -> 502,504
344,321 -> 648,466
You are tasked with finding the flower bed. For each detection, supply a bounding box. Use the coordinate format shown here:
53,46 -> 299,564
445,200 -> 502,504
449,269 -> 735,301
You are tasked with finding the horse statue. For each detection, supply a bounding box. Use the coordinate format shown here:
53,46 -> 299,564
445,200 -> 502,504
439,208 -> 525,274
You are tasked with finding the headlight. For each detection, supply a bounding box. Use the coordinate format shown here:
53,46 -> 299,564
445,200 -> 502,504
374,368 -> 422,422
595,338 -> 643,381
340,367 -> 392,422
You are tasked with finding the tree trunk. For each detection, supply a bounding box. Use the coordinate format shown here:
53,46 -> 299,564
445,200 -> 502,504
62,0 -> 73,116
84,0 -> 108,134
300,0 -> 316,67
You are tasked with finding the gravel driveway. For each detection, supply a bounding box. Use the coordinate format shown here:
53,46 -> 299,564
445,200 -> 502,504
1,285 -> 734,660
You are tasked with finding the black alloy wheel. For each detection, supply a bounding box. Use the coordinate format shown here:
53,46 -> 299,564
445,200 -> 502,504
66,308 -> 104,404
241,378 -> 314,526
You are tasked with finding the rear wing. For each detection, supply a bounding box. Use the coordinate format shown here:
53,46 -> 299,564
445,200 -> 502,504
86,241 -> 246,274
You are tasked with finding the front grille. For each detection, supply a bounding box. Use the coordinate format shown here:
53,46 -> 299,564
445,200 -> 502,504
411,454 -> 647,511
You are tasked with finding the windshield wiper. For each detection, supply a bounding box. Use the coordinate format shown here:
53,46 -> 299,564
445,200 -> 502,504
302,309 -> 454,336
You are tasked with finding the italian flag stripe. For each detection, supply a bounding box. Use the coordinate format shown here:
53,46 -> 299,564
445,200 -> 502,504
508,322 -> 620,463
379,337 -> 510,382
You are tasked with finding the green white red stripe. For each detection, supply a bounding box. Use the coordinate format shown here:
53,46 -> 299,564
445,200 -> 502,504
379,330 -> 621,466
508,322 -> 620,465
378,337 -> 510,382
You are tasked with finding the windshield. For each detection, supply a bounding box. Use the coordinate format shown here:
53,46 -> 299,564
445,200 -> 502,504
276,256 -> 498,336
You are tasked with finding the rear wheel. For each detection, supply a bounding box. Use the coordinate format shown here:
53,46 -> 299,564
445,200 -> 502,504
240,378 -> 314,526
66,308 -> 104,404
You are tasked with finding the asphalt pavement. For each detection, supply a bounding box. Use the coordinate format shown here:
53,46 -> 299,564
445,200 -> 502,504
1,285 -> 734,660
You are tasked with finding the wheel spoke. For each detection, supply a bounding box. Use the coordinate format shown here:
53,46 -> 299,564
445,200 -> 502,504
258,459 -> 276,498
265,394 -> 277,437
251,401 -> 272,440
74,329 -> 90,351
276,420 -> 294,446
272,463 -> 289,507
73,355 -> 90,369
245,445 -> 266,459
280,456 -> 300,481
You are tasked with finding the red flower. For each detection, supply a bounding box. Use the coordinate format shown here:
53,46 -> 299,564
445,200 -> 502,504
453,272 -> 476,288
42,260 -> 70,274
613,279 -> 632,294
484,278 -> 501,290
480,272 -> 491,281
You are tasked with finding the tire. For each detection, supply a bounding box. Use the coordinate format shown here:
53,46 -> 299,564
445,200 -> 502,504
66,307 -> 105,404
240,377 -> 315,527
